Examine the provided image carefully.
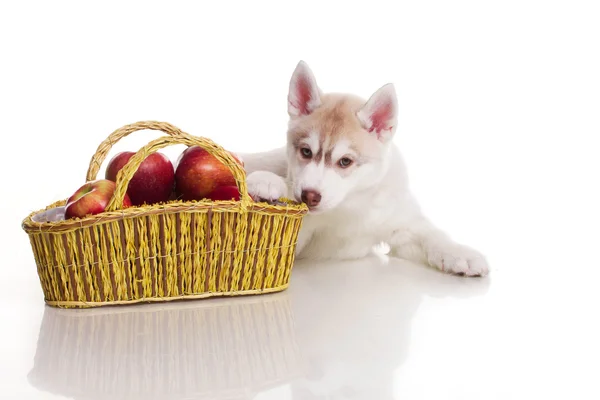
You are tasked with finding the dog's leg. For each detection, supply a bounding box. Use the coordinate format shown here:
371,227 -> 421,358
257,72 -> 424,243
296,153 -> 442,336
295,238 -> 372,261
389,216 -> 489,277
237,147 -> 288,177
333,240 -> 376,260
246,170 -> 289,201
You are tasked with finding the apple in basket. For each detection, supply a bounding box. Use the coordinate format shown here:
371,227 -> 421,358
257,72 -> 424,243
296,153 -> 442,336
207,185 -> 241,201
65,179 -> 132,219
175,146 -> 244,201
105,151 -> 175,206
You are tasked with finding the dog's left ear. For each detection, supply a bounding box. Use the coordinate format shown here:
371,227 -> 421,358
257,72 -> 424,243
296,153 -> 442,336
357,83 -> 398,142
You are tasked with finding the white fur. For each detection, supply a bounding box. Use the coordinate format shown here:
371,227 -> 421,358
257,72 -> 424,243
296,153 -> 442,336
330,139 -> 353,161
246,170 -> 289,201
241,61 -> 489,277
304,131 -> 321,153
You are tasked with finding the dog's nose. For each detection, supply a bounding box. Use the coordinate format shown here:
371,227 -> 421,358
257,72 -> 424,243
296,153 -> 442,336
301,190 -> 321,207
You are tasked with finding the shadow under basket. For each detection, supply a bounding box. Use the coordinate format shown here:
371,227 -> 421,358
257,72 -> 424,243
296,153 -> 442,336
21,121 -> 308,308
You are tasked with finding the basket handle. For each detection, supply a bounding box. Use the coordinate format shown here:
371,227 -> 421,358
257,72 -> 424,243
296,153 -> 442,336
85,121 -> 185,182
104,134 -> 250,213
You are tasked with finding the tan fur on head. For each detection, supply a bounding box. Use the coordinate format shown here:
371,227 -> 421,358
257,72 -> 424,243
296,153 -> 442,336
288,93 -> 382,167
285,60 -> 399,211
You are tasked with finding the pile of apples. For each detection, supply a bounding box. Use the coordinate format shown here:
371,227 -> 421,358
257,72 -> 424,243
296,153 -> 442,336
64,146 -> 245,219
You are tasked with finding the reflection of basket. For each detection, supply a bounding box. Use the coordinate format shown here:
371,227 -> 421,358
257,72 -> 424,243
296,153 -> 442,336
28,294 -> 303,400
21,121 -> 307,308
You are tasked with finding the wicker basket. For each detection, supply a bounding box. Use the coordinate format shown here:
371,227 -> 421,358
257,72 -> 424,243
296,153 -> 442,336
21,121 -> 307,308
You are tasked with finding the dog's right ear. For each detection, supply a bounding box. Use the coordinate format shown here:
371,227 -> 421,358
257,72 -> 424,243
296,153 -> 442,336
288,61 -> 322,117
357,83 -> 398,143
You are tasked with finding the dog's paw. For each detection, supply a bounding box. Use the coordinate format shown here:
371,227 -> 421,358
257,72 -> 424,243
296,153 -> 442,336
246,171 -> 288,201
427,244 -> 489,277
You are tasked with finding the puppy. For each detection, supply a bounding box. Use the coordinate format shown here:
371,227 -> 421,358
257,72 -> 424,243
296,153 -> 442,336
241,61 -> 488,276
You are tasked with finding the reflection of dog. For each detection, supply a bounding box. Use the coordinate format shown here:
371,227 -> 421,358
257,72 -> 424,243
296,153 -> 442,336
242,61 -> 489,276
287,256 -> 491,399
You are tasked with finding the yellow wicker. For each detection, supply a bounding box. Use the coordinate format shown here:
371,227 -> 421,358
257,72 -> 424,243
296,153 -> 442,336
22,121 -> 307,308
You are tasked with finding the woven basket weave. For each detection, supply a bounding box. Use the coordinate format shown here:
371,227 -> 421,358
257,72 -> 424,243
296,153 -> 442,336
21,121 -> 307,308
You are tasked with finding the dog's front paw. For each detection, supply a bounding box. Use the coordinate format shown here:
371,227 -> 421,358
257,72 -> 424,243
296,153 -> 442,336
246,171 -> 288,201
427,243 -> 489,277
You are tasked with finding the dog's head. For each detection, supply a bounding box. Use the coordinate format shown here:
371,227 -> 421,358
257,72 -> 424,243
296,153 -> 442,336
286,61 -> 398,214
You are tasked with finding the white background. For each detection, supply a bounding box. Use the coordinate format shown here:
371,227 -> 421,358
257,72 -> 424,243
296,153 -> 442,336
1,1 -> 599,399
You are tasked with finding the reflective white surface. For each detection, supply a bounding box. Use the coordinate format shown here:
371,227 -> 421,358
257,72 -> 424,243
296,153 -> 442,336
4,247 -> 600,399
2,1 -> 600,398
8,256 -> 492,400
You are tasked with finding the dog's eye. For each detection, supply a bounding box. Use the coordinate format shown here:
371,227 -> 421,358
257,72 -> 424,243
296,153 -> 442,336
339,157 -> 353,168
301,148 -> 312,158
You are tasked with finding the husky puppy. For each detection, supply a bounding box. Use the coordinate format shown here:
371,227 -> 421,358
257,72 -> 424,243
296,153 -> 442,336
242,61 -> 488,276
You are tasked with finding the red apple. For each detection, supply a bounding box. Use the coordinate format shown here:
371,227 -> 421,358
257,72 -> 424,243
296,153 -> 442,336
105,151 -> 175,206
65,179 -> 132,219
175,146 -> 244,201
207,185 -> 241,201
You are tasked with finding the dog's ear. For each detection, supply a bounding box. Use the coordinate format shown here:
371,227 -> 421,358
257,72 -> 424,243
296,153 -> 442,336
288,60 -> 322,117
357,83 -> 398,142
